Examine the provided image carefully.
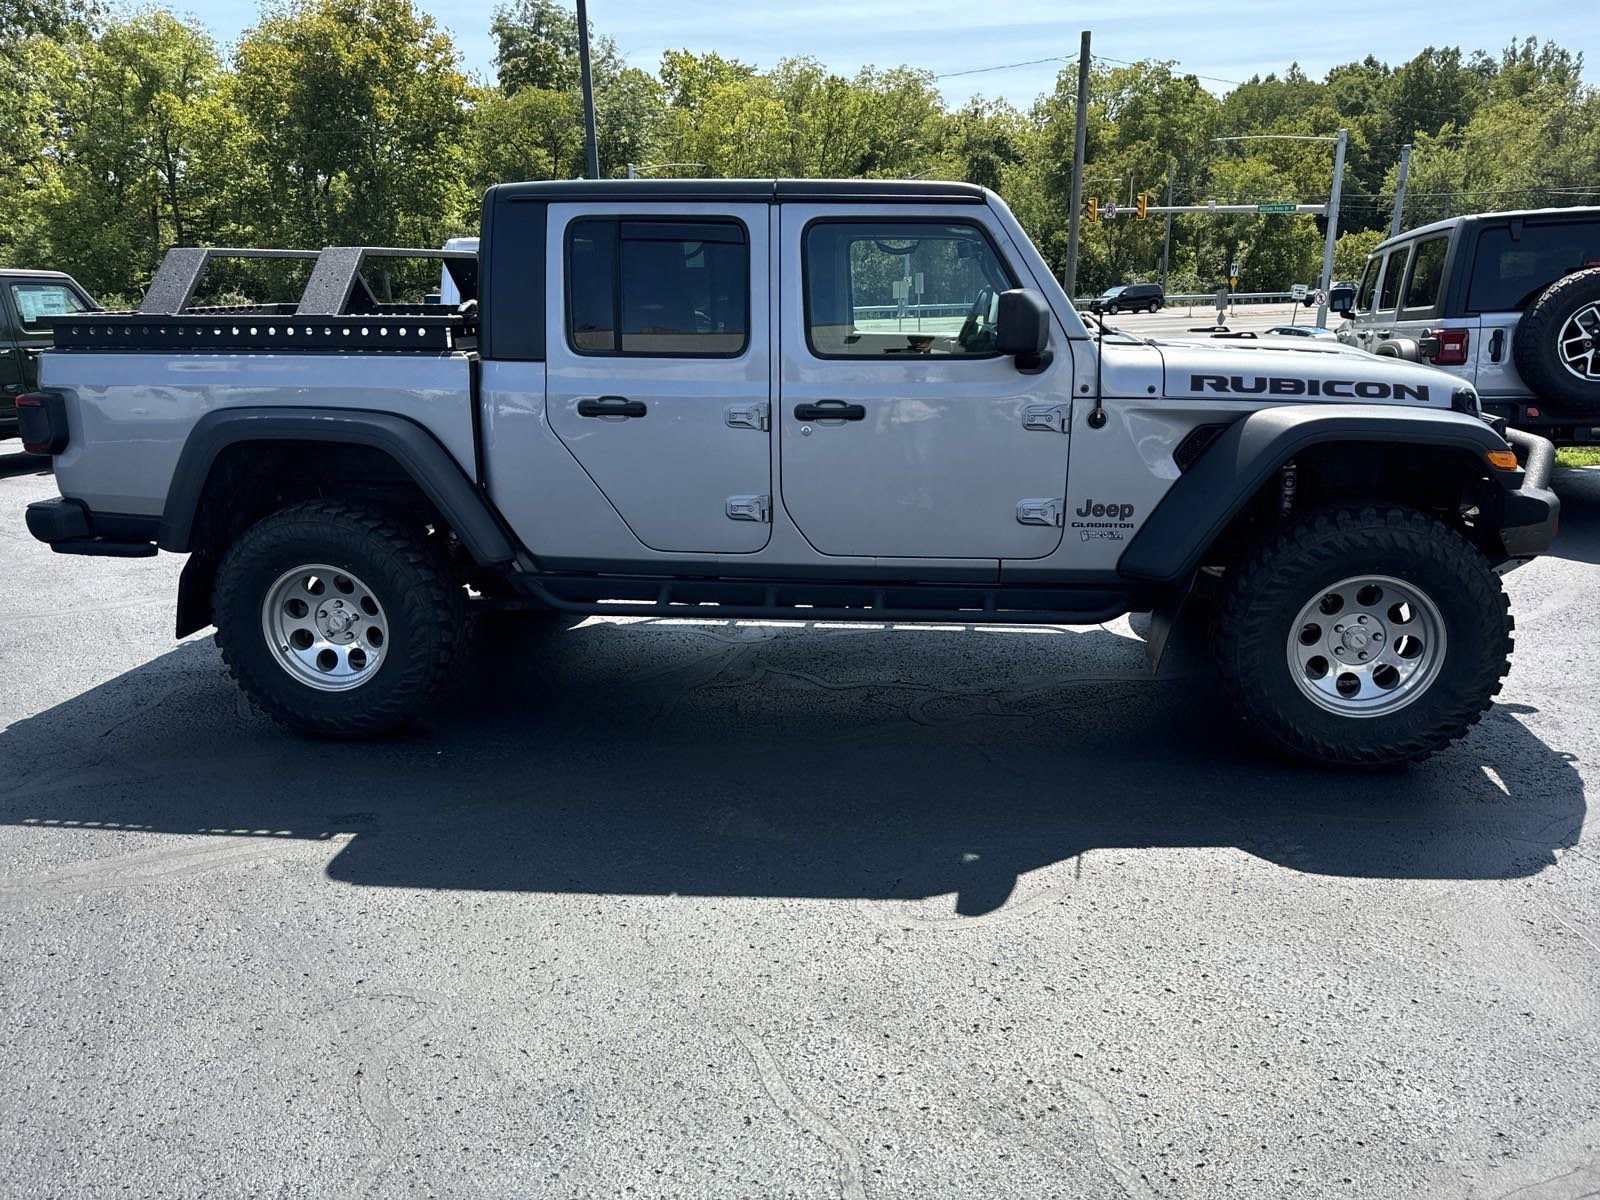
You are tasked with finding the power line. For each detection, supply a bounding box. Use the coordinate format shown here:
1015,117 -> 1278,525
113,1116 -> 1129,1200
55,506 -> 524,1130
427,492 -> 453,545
933,55 -> 1071,81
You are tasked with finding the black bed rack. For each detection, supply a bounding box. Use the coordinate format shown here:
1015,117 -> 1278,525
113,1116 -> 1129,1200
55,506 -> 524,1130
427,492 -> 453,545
49,245 -> 479,353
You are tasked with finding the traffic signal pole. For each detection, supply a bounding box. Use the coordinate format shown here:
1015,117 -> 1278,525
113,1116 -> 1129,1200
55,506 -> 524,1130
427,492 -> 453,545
1158,161 -> 1174,289
1314,128 -> 1348,326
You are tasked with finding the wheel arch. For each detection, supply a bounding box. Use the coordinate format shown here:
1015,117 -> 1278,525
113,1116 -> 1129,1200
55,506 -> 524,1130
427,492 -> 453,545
161,408 -> 516,563
1118,404 -> 1511,586
164,408 -> 515,638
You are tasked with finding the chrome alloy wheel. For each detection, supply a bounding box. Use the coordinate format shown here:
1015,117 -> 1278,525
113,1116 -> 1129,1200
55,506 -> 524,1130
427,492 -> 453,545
1557,301 -> 1600,381
1287,575 -> 1447,718
261,563 -> 388,692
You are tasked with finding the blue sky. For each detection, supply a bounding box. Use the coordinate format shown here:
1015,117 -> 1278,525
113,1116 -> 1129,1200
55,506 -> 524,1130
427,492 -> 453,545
188,0 -> 1594,105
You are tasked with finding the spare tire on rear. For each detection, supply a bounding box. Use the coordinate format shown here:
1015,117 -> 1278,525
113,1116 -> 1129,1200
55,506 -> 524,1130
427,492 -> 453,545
1512,266 -> 1600,414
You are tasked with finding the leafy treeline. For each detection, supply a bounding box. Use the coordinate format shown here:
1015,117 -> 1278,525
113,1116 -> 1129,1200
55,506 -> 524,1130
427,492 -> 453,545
4,0 -> 1597,302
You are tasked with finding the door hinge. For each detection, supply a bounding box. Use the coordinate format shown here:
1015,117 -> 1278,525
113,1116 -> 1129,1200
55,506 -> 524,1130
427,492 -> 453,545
1015,498 -> 1064,527
726,494 -> 771,523
725,402 -> 769,431
1022,403 -> 1070,433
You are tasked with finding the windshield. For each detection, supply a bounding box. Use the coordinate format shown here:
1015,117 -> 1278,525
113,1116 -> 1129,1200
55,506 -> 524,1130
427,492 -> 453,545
1099,286 -> 1125,297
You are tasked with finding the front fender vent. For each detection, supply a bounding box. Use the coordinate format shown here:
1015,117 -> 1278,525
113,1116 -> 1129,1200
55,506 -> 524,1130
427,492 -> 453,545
1173,422 -> 1232,472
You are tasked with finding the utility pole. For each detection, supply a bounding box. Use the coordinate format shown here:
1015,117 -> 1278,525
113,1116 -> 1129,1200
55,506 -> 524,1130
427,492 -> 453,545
1063,30 -> 1091,297
1314,127 -> 1348,327
1158,160 -> 1174,289
576,0 -> 600,179
1390,143 -> 1411,238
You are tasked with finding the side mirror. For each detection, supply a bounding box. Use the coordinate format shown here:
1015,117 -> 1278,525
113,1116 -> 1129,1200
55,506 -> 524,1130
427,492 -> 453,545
995,288 -> 1052,372
1328,289 -> 1355,316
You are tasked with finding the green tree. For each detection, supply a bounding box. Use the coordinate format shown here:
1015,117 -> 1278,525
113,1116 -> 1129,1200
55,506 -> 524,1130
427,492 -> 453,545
232,0 -> 473,252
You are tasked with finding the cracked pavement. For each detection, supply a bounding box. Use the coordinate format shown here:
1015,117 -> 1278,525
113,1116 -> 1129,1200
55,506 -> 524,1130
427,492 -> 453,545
2,451 -> 1599,1198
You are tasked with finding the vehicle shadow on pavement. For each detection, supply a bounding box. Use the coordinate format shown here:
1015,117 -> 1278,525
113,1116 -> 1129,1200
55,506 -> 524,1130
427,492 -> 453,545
1550,467 -> 1600,566
0,616 -> 1585,917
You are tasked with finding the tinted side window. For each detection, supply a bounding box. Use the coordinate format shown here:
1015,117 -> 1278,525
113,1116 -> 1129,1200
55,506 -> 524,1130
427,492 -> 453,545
1467,218 -> 1600,312
566,217 -> 748,356
11,282 -> 89,332
804,221 -> 1017,358
1402,236 -> 1449,313
1378,247 -> 1410,311
1355,256 -> 1381,313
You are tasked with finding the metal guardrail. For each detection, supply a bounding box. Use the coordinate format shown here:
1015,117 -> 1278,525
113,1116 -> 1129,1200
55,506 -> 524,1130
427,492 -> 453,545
1074,291 -> 1302,307
852,294 -> 1312,322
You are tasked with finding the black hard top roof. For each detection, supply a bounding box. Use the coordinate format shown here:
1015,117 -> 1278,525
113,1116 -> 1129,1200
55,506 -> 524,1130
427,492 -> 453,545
1,267 -> 79,279
1377,204 -> 1600,252
486,178 -> 990,205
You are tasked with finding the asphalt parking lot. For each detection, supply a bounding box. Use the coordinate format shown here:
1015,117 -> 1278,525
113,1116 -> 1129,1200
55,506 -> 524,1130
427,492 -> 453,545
2,450 -> 1598,1199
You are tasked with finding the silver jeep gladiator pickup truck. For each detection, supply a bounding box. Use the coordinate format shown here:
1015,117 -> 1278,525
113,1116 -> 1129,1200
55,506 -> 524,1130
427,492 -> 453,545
21,179 -> 1559,767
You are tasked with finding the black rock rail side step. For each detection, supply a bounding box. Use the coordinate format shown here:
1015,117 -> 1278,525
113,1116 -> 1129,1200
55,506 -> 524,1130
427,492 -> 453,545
512,573 -> 1143,626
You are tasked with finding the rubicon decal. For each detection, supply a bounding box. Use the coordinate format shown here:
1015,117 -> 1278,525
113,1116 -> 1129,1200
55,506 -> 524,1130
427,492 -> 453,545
1190,374 -> 1431,402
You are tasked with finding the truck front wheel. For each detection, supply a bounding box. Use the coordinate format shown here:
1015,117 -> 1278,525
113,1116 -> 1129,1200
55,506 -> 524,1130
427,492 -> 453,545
1213,505 -> 1512,767
213,501 -> 465,736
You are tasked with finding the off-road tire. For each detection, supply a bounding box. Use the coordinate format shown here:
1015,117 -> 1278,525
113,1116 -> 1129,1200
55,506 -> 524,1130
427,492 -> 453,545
214,501 -> 465,737
1513,266 -> 1600,415
1214,505 -> 1512,768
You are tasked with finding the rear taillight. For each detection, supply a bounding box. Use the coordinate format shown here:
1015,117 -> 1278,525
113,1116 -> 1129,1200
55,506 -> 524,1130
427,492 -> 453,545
16,392 -> 68,455
1423,327 -> 1470,366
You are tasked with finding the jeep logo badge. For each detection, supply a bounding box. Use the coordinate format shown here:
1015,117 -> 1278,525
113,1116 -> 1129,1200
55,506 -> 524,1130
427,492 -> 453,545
1074,498 -> 1135,520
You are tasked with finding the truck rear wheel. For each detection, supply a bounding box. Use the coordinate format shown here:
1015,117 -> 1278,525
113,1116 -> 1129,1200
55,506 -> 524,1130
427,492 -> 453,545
1213,505 -> 1512,767
213,501 -> 465,736
1513,266 -> 1600,414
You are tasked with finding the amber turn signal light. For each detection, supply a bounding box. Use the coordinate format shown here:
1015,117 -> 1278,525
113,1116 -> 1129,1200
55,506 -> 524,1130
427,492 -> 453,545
1486,449 -> 1520,470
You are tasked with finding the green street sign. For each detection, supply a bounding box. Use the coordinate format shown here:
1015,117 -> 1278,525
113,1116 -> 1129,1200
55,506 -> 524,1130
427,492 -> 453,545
1256,203 -> 1298,214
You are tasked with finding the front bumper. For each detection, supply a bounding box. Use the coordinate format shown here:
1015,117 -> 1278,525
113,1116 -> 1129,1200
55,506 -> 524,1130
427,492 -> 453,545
1496,428 -> 1559,562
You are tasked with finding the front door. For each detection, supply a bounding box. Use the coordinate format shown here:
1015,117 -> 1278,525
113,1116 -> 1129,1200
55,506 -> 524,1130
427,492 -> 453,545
544,203 -> 772,554
777,208 -> 1073,559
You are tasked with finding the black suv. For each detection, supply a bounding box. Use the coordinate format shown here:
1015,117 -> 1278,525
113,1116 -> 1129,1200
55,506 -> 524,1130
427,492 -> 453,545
0,269 -> 96,440
1096,282 -> 1163,314
1333,206 -> 1600,444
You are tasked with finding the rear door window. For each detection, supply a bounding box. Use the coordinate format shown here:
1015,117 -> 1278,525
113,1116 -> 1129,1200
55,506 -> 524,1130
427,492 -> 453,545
1467,217 -> 1600,312
1401,236 -> 1449,316
566,217 -> 749,357
1378,246 -> 1410,312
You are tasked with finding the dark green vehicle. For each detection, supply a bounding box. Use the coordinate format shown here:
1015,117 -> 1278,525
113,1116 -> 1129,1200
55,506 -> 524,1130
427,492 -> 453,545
0,270 -> 96,440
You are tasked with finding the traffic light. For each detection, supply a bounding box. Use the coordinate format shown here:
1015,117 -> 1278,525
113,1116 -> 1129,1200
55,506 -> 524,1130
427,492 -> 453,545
1136,191 -> 1148,220
1085,196 -> 1097,224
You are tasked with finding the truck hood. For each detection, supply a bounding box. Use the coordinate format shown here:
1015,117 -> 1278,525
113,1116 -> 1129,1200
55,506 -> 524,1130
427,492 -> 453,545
1151,336 -> 1459,407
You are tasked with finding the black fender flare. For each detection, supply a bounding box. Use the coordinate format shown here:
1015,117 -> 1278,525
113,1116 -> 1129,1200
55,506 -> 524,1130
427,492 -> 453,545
1117,403 -> 1510,584
159,407 -> 516,564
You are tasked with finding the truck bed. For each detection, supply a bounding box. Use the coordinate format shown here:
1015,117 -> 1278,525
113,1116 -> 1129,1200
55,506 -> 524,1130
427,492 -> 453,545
46,350 -> 478,517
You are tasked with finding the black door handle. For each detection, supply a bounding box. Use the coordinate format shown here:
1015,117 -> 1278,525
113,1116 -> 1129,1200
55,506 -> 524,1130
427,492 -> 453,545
577,396 -> 647,418
794,401 -> 866,422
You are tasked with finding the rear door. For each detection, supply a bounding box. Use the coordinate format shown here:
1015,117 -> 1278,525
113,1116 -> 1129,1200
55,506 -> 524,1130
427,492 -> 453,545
1386,232 -> 1475,382
544,203 -> 772,553
776,206 -> 1074,560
